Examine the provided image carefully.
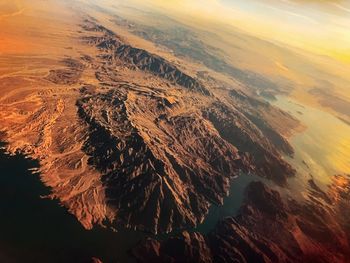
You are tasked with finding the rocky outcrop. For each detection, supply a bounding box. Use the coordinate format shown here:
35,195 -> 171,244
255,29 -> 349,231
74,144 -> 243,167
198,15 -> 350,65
1,17 -> 302,236
82,20 -> 210,95
203,102 -> 295,185
64,19 -> 300,233
46,58 -> 84,85
76,87 -> 247,233
134,178 -> 350,263
113,45 -> 211,96
229,89 -> 295,155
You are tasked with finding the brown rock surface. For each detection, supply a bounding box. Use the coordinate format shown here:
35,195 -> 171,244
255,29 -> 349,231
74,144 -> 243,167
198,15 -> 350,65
133,177 -> 350,262
71,19 -> 298,233
0,10 -> 301,234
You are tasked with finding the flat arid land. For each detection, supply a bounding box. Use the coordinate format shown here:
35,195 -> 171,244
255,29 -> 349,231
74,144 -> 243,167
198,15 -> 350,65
1,0 -> 350,262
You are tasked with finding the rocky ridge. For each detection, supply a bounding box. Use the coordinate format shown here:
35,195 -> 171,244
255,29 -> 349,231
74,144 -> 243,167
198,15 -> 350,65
0,17 -> 301,234
71,19 -> 299,233
133,176 -> 350,262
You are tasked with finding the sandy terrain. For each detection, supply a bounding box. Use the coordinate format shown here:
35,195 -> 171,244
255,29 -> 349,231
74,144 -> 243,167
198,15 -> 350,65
0,0 -> 302,233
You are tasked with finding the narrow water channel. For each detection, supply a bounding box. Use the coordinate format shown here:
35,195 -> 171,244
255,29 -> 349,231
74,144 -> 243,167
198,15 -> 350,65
0,140 -> 259,262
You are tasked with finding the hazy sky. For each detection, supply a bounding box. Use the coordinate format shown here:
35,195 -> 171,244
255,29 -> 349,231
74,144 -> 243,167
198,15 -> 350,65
222,0 -> 350,61
138,0 -> 350,62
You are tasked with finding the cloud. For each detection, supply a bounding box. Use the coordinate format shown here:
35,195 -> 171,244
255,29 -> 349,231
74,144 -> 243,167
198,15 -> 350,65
264,4 -> 319,24
332,3 -> 350,13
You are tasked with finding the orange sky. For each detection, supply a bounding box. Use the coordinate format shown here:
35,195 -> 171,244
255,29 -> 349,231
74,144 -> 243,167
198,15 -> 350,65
1,0 -> 349,63
131,0 -> 350,63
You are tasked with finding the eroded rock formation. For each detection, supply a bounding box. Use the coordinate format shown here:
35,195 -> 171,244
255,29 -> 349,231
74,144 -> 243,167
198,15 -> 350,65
133,176 -> 350,262
0,17 -> 301,234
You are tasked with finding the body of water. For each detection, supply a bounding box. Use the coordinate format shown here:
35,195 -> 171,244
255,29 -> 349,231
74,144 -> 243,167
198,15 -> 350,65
272,96 -> 350,192
195,173 -> 261,234
6,95 -> 342,262
0,140 -> 260,261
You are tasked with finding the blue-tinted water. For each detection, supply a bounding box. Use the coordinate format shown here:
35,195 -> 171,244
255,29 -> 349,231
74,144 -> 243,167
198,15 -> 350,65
195,173 -> 261,234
